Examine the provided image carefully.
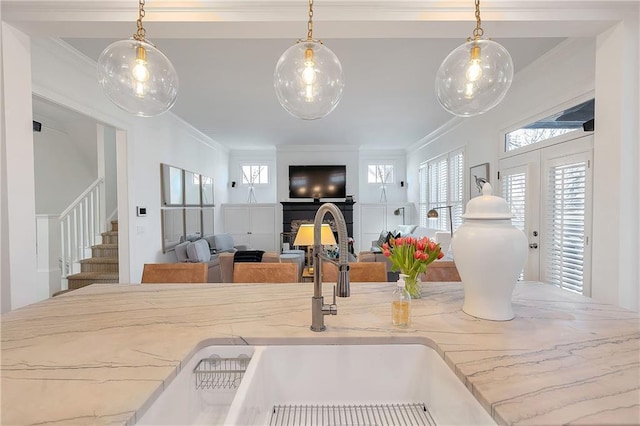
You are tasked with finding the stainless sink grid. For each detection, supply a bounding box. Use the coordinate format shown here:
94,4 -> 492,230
193,354 -> 250,390
269,403 -> 436,425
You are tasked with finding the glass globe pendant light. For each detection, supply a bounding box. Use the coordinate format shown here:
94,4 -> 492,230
435,0 -> 513,117
274,0 -> 344,120
97,0 -> 179,117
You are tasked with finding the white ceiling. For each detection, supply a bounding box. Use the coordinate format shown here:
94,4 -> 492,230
6,0 -> 632,151
64,37 -> 563,150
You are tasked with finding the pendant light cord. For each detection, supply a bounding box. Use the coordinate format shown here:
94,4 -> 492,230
470,0 -> 484,41
306,0 -> 314,41
133,0 -> 146,41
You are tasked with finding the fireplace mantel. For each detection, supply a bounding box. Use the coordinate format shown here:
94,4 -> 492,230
281,201 -> 355,237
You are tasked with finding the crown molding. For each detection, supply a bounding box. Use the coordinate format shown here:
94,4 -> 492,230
3,1 -> 635,39
276,144 -> 359,153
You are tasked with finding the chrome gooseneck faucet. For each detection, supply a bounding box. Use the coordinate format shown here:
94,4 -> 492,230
311,203 -> 350,332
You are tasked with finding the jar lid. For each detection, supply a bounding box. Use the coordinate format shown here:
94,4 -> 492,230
462,183 -> 513,219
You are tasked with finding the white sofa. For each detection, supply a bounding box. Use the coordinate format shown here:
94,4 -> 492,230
396,225 -> 452,258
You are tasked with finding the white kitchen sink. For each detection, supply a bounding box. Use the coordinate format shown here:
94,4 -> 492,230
137,343 -> 495,426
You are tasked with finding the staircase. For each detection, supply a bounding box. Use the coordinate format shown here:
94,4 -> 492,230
66,220 -> 119,290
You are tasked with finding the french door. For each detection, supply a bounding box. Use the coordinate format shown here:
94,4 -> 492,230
499,136 -> 593,295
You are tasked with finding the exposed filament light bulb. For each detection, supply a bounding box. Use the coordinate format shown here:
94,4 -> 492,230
464,82 -> 476,99
302,48 -> 316,102
132,45 -> 150,97
302,48 -> 317,84
465,44 -> 482,82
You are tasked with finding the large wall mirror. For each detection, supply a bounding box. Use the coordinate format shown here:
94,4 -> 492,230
160,163 -> 215,253
201,176 -> 214,206
161,164 -> 184,206
184,171 -> 201,206
161,209 -> 184,252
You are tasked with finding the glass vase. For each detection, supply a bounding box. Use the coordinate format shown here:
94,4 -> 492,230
400,273 -> 422,299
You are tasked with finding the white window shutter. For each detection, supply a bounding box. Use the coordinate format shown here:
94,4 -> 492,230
545,161 -> 587,293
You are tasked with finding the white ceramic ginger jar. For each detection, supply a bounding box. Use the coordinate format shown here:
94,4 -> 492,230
451,183 -> 527,321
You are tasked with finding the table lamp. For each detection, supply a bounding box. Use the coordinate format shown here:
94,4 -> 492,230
293,223 -> 337,273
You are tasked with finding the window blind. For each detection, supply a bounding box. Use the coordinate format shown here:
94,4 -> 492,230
419,165 -> 428,227
502,171 -> 526,281
545,161 -> 587,293
502,172 -> 526,232
449,151 -> 464,230
419,149 -> 464,231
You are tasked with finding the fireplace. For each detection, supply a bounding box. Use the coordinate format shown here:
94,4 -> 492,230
281,201 -> 354,239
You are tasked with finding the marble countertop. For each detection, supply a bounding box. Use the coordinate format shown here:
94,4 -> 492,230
1,282 -> 639,425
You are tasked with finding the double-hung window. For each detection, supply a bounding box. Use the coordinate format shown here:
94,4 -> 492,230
419,149 -> 464,232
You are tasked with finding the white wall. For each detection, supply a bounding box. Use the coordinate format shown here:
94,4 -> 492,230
1,23 -> 44,310
125,116 -> 229,282
1,22 -> 12,313
358,150 -> 407,205
32,121 -> 97,214
592,17 -> 640,311
407,34 -> 639,310
408,38 -> 596,204
103,125 -> 118,218
273,145 -> 359,247
227,147 -> 406,252
229,147 -> 408,206
35,214 -> 61,296
0,34 -> 231,304
228,149 -> 277,204
275,145 -> 360,204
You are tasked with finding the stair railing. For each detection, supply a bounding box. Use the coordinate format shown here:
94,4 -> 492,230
59,178 -> 105,279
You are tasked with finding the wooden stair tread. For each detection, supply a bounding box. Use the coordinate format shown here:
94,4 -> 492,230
67,272 -> 119,280
101,231 -> 118,236
92,243 -> 118,249
80,257 -> 118,264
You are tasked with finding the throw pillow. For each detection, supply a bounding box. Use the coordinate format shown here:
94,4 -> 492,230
186,239 -> 211,263
375,230 -> 388,248
213,233 -> 235,253
397,224 -> 418,236
175,241 -> 190,262
385,231 -> 400,245
202,235 -> 217,254
234,250 -> 265,263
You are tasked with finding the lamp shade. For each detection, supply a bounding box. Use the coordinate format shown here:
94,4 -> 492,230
97,39 -> 179,117
274,41 -> 344,120
294,224 -> 337,246
427,209 -> 439,219
435,39 -> 513,117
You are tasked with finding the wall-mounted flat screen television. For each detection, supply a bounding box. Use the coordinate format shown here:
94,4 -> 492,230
289,165 -> 346,199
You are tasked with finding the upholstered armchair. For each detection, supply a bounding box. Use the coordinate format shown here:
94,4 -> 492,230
218,251 -> 282,283
210,233 -> 249,254
174,239 -> 221,283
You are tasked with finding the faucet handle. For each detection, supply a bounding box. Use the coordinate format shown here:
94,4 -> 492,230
330,285 -> 338,315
